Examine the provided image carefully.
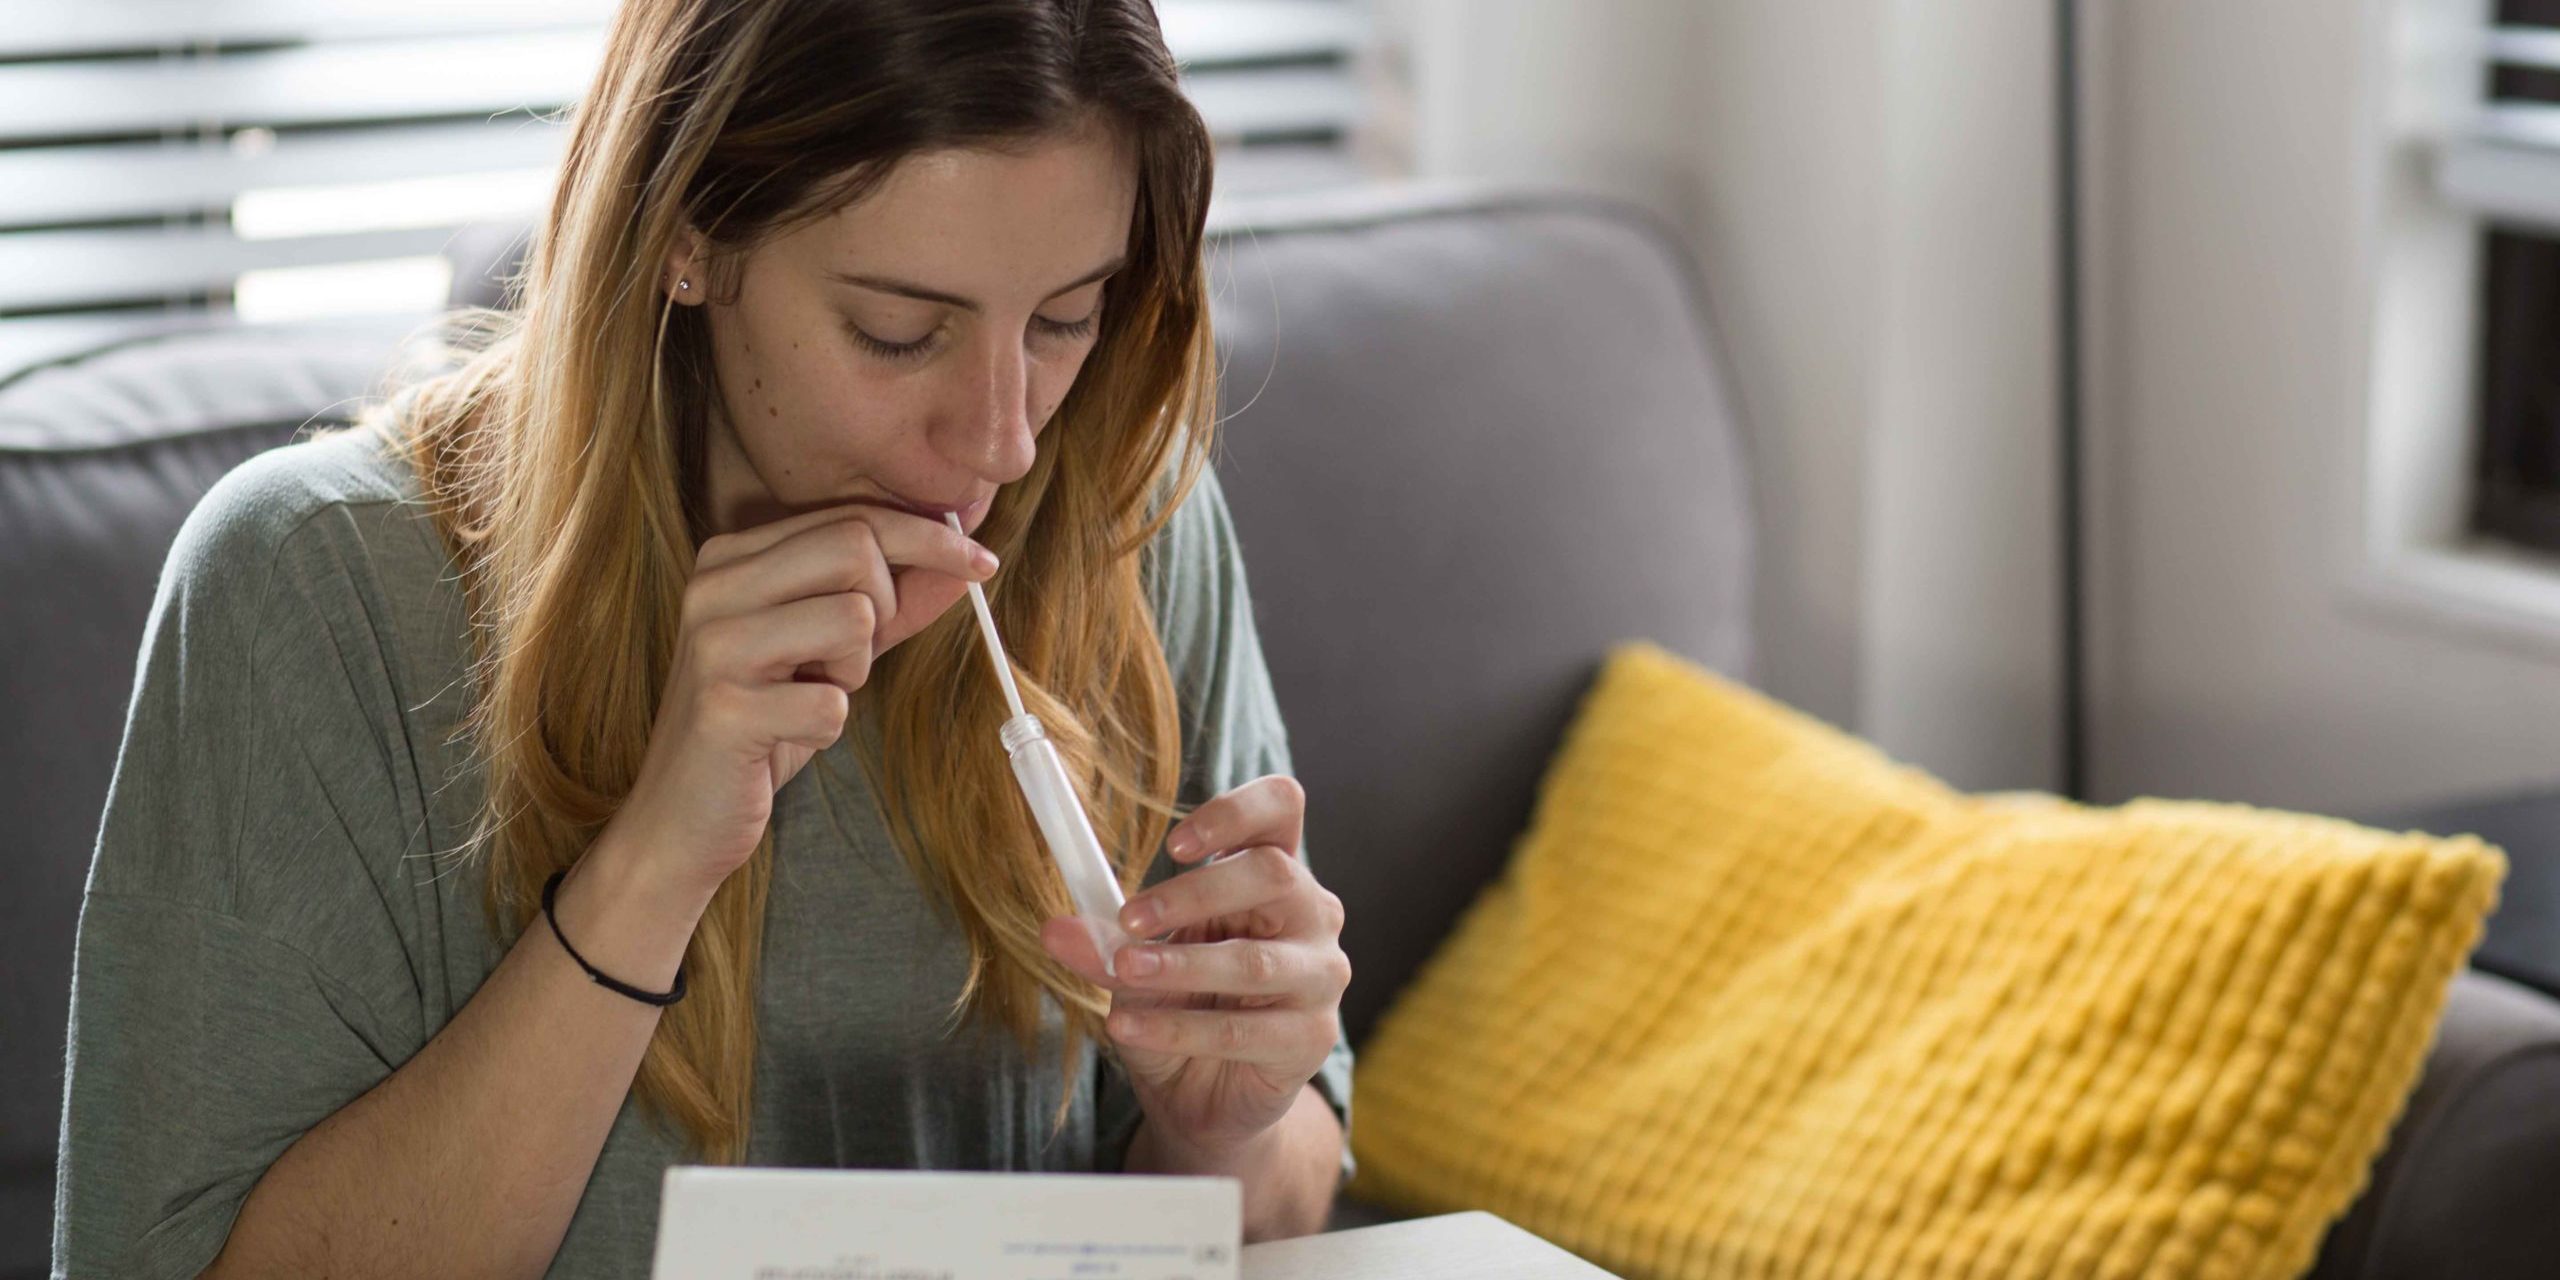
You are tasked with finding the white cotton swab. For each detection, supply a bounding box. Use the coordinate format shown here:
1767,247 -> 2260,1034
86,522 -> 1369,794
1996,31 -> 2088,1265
953,514 -> 1028,721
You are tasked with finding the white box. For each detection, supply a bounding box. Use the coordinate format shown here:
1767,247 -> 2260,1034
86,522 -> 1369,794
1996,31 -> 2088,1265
650,1166 -> 1242,1280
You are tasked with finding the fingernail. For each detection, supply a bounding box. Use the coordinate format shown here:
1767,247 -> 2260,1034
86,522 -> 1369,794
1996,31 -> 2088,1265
1122,902 -> 1156,935
1167,828 -> 1199,857
973,546 -> 999,572
1120,948 -> 1159,977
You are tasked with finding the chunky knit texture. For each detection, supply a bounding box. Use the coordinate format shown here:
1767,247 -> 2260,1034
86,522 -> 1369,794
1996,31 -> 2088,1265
1344,641 -> 2504,1279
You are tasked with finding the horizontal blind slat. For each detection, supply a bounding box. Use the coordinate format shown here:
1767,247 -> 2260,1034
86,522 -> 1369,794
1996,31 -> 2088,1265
4,0 -> 1361,69
0,224 -> 465,312
0,0 -> 614,60
2450,28 -> 2560,228
0,25 -> 1362,148
1162,2 -> 1367,65
1184,66 -> 1363,140
2488,24 -> 2560,72
2480,103 -> 2560,149
0,32 -> 598,146
0,120 -> 566,230
2440,138 -> 2560,233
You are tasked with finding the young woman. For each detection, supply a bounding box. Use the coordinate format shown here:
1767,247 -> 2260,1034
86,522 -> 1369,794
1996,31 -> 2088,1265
50,2 -> 1354,1274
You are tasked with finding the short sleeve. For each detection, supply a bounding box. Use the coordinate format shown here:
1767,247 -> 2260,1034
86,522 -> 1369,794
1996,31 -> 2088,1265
52,454 -> 432,1278
1098,465 -> 1358,1191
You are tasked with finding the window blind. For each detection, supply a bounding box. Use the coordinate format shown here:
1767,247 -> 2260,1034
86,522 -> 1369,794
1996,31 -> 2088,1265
0,0 -> 1378,378
2450,3 -> 2560,554
2439,22 -> 2560,231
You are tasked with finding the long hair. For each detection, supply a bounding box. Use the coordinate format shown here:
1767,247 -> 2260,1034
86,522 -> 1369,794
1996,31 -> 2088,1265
343,0 -> 1217,1163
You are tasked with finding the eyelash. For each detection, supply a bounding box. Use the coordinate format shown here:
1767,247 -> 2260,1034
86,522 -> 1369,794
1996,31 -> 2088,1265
847,327 -> 935,364
1039,312 -> 1100,343
847,312 -> 1100,365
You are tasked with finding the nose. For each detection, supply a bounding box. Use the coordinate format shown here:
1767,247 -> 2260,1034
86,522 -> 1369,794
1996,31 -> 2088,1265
938,335 -> 1039,485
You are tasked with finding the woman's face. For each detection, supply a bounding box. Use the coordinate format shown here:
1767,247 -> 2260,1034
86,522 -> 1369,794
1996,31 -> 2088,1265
669,114 -> 1140,539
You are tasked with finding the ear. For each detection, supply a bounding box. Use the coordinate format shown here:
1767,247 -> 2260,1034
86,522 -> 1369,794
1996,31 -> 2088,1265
663,227 -> 708,305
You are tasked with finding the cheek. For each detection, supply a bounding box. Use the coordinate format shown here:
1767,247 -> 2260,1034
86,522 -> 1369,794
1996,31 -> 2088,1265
708,315 -> 785,422
722,326 -> 853,427
708,345 -> 827,486
1033,349 -> 1099,424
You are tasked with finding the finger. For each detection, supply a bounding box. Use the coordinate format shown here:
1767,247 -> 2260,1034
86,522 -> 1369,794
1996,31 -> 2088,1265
800,518 -> 897,645
1106,1006 -> 1338,1071
1118,845 -> 1330,940
697,494 -> 998,567
1165,774 -> 1305,864
701,675 -> 849,752
1115,937 -> 1349,1002
829,502 -> 1001,583
695,500 -> 873,571
868,566 -> 975,654
1040,915 -> 1114,984
700,591 -> 877,694
1040,913 -> 1177,991
695,506 -> 995,626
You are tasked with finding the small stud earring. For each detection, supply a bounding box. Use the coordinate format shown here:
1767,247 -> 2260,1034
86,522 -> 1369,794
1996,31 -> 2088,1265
676,278 -> 691,291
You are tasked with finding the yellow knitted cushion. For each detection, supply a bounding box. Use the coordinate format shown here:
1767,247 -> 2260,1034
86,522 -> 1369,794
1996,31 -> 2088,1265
1344,641 -> 2504,1280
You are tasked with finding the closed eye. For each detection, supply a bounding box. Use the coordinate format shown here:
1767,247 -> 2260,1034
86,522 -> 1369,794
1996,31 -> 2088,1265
1034,310 -> 1099,342
845,322 -> 938,364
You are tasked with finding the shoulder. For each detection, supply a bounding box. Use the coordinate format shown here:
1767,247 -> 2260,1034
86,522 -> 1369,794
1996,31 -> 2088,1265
1133,456 -> 1295,769
1139,457 -> 1247,626
160,421 -> 435,646
170,421 -> 416,575
93,423 -> 446,927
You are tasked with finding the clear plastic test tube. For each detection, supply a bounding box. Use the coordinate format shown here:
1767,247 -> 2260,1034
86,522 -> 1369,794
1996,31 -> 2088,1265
947,513 -> 1134,976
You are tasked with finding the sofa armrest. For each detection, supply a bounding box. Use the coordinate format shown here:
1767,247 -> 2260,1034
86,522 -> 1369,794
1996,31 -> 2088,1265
2309,968 -> 2560,1279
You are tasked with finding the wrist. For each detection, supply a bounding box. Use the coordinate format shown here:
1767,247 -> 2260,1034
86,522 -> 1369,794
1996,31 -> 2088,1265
596,800 -> 741,906
1126,1112 -> 1280,1178
1127,1092 -> 1340,1244
547,831 -> 717,995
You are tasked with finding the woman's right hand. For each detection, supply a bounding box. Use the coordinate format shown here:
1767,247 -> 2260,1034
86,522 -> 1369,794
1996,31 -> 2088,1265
608,503 -> 1001,894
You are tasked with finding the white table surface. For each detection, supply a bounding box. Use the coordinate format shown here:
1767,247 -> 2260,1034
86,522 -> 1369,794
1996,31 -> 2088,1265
1240,1211 -> 1624,1279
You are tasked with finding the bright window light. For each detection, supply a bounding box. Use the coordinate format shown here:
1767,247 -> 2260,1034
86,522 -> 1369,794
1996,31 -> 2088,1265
232,169 -> 553,240
233,255 -> 453,322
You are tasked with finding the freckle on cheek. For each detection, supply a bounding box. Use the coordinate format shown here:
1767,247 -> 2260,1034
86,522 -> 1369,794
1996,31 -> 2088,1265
768,406 -> 778,417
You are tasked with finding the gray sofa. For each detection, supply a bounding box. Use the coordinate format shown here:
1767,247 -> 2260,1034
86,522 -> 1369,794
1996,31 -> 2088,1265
5,183 -> 2557,1278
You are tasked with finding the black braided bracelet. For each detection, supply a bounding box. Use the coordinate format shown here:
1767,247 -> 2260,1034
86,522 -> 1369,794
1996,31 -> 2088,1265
541,870 -> 688,1006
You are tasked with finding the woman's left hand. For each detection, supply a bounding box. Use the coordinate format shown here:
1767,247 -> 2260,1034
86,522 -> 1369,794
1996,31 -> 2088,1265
1039,774 -> 1351,1159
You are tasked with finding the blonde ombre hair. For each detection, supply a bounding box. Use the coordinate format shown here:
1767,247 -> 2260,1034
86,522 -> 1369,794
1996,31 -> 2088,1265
350,0 -> 1218,1163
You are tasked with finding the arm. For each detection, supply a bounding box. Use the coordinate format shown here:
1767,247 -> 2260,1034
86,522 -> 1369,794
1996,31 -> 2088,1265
1123,1082 -> 1344,1243
202,833 -> 715,1280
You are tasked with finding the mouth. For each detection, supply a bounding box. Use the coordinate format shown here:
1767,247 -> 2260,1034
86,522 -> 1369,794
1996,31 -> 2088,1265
863,489 -> 991,523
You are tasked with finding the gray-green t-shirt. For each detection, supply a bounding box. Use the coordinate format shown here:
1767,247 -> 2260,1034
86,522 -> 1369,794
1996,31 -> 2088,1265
50,421 -> 1355,1278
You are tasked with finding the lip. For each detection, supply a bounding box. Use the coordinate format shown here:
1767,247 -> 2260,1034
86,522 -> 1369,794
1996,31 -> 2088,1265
871,488 -> 991,523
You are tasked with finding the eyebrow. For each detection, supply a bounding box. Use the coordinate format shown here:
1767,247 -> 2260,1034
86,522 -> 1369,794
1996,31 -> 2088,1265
826,255 -> 1128,313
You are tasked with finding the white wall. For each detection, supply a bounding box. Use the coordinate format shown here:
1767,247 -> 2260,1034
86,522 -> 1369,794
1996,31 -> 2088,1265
1866,0 -> 2063,793
1676,0 -> 1889,748
2078,0 -> 2560,815
1382,0 -> 2064,792
1387,0 -> 2560,815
